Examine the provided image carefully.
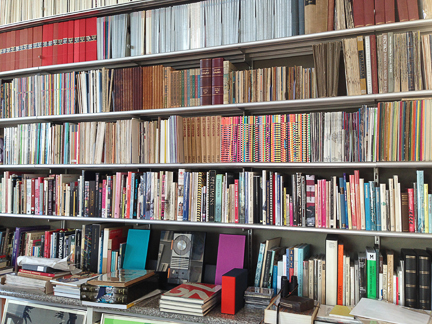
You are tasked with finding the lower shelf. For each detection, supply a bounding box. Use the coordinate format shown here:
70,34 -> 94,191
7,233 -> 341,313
0,286 -> 262,324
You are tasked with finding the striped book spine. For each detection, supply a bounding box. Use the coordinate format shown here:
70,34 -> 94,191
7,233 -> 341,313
417,170 -> 424,232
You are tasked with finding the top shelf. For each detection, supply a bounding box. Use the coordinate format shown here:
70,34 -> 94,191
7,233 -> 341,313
2,19 -> 432,79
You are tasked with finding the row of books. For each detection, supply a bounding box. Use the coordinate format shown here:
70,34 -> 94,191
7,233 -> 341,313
0,0 -> 136,26
0,168 -> 430,235
343,31 -> 429,96
257,237 -> 431,311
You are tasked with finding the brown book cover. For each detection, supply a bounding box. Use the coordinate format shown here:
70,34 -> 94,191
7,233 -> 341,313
342,38 -> 362,96
200,59 -> 212,106
385,0 -> 396,23
328,0 -> 335,30
370,35 -> 379,94
375,0 -> 385,24
216,116 -> 221,163
211,116 -> 217,163
396,0 -> 409,21
413,31 -> 422,91
206,116 -> 212,163
364,0 -> 375,25
306,0 -> 329,34
190,117 -> 196,163
407,0 -> 419,20
195,117 -> 202,163
345,0 -> 355,29
401,192 -> 409,232
201,116 -> 207,163
352,0 -> 365,27
357,36 -> 367,95
212,57 -> 224,105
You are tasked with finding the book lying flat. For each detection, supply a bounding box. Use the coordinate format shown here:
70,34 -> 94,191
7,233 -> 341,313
51,271 -> 99,287
81,289 -> 162,309
86,269 -> 154,288
160,282 -> 221,305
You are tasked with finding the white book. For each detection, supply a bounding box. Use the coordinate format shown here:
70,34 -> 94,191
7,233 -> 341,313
345,255 -> 350,306
325,235 -> 338,306
399,261 -> 404,306
350,265 -> 355,306
388,178 -> 395,231
379,272 -> 383,300
380,183 -> 387,231
342,254 -> 346,306
383,264 -> 388,301
145,10 -> 152,54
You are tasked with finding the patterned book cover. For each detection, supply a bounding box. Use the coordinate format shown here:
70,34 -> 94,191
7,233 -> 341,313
162,283 -> 221,304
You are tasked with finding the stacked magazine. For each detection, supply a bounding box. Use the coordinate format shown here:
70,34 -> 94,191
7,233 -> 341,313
160,282 -> 221,316
51,272 -> 99,299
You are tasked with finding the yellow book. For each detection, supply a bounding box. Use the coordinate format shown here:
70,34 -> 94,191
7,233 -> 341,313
329,305 -> 354,320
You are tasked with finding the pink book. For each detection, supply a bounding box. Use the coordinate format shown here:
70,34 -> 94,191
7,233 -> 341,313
214,234 -> 246,285
316,182 -> 321,228
35,178 -> 39,215
102,179 -> 107,218
321,179 -> 326,228
349,174 -> 357,229
354,170 -> 361,229
234,179 -> 239,223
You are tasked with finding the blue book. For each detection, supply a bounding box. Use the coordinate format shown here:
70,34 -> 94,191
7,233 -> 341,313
254,242 -> 266,287
99,231 -> 104,274
417,170 -> 425,233
297,244 -> 310,297
364,182 -> 371,231
369,181 -> 377,231
298,0 -> 305,35
215,174 -> 223,222
272,265 -> 278,290
183,172 -> 190,221
122,229 -> 150,270
376,186 -> 381,231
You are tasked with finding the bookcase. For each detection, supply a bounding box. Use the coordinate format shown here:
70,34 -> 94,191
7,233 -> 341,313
2,0 -> 432,323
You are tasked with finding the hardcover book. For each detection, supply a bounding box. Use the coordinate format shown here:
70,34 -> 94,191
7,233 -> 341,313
161,282 -> 221,305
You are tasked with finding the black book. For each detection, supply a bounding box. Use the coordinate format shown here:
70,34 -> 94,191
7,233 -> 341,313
358,252 -> 367,299
401,248 -> 417,308
253,175 -> 261,224
83,224 -> 93,271
70,181 -> 75,216
207,170 -> 216,222
75,229 -> 82,269
89,180 -> 96,218
98,181 -> 103,218
133,175 -> 139,219
415,249 -> 430,310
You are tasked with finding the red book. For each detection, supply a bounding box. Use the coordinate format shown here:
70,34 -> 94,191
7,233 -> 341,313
26,28 -> 33,69
370,35 -> 379,94
125,172 -> 133,219
67,20 -> 74,63
353,0 -> 365,27
385,0 -> 396,23
11,30 -> 18,71
337,242 -> 344,305
0,32 -> 6,72
364,0 -> 375,25
57,21 -> 66,65
19,29 -> 27,69
328,0 -> 335,31
42,24 -> 54,66
32,26 -> 43,67
85,17 -> 97,61
74,19 -> 86,63
407,0 -> 419,20
212,57 -> 224,105
200,58 -> 212,106
18,269 -> 60,278
52,22 -> 60,65
396,0 -> 409,21
375,0 -> 385,24
408,188 -> 415,232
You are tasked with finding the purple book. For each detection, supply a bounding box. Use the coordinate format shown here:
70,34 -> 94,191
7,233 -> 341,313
214,234 -> 246,285
12,225 -> 50,269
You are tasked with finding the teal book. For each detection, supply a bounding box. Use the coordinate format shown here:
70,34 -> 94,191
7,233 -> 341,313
366,246 -> 377,299
297,243 -> 310,297
215,174 -> 223,222
122,229 -> 150,270
417,170 -> 424,233
254,242 -> 265,287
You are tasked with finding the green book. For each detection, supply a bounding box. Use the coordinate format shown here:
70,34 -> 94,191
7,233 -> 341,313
366,246 -> 377,299
215,174 -> 223,222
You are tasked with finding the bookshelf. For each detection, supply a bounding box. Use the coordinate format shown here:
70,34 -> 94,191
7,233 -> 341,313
1,0 -> 432,322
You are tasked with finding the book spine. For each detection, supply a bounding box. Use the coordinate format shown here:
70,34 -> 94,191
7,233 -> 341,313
418,254 -> 431,309
212,58 -> 223,105
200,59 -> 212,106
254,243 -> 265,287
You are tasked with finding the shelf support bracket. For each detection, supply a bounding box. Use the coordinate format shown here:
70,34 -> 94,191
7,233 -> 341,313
374,167 -> 379,184
60,220 -> 66,229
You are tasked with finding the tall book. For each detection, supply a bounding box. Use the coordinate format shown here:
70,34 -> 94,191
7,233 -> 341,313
401,249 -> 417,308
200,59 -> 212,106
325,234 -> 338,305
366,246 -> 377,299
415,249 -> 431,310
212,58 -> 223,105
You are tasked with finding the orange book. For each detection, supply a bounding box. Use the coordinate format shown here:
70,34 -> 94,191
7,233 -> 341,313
337,242 -> 344,305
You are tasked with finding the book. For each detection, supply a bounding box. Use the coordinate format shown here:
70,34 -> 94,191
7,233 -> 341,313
86,269 -> 154,288
161,282 -> 221,305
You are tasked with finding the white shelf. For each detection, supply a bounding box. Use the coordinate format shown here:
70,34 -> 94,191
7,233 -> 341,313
0,162 -> 431,170
1,90 -> 432,127
0,212 -> 429,239
2,19 -> 432,78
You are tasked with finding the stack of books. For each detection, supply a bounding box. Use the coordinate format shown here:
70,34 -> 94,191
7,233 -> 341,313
80,269 -> 156,309
244,287 -> 274,309
51,272 -> 98,299
4,264 -> 70,294
159,282 -> 221,316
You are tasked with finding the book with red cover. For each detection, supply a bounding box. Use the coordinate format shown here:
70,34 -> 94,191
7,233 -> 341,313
18,269 -> 69,278
408,188 -> 415,232
57,21 -> 67,65
221,268 -> 248,315
364,0 -> 375,25
385,0 -> 396,23
11,30 -> 18,71
337,241 -> 344,305
42,24 -> 54,66
211,57 -> 224,105
74,19 -> 86,63
407,0 -> 419,20
375,0 -> 385,24
26,28 -> 34,68
352,0 -> 365,27
370,35 -> 379,94
396,0 -> 409,21
19,28 -> 27,69
0,32 -> 8,72
328,0 -> 335,31
33,26 -> 43,67
161,282 -> 221,304
200,59 -> 212,106
52,22 -> 60,65
67,20 -> 74,63
85,17 -> 97,61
